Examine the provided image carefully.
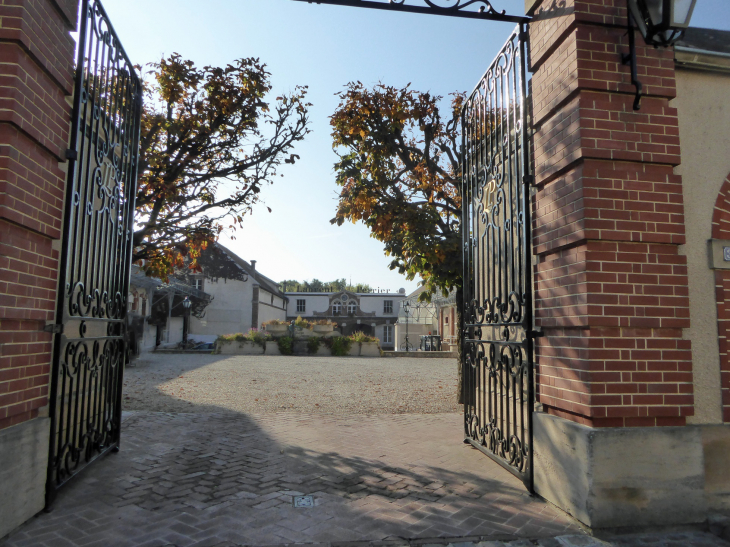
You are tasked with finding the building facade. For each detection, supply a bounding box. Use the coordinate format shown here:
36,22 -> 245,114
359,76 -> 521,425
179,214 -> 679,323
188,244 -> 287,338
285,290 -> 406,350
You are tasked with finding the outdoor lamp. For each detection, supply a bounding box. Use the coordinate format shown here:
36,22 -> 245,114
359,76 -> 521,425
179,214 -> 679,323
623,0 -> 696,111
627,0 -> 697,46
403,301 -> 410,316
182,296 -> 192,310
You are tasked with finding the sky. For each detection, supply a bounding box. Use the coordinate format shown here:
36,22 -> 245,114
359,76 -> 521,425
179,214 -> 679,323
101,0 -> 730,294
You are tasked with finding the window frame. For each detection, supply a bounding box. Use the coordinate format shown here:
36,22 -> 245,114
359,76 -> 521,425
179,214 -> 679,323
296,299 -> 306,313
384,300 -> 393,314
383,325 -> 393,344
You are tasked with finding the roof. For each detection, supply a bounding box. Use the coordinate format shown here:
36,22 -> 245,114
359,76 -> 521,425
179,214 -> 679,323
677,27 -> 730,56
214,243 -> 287,299
129,265 -> 211,300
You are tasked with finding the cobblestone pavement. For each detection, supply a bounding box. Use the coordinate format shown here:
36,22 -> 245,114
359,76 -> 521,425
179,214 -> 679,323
121,354 -> 461,415
3,411 -> 581,547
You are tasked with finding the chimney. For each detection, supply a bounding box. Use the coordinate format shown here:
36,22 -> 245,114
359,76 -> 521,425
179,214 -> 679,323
250,260 -> 257,270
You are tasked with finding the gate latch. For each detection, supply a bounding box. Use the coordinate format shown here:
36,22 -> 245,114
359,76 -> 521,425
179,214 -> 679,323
44,323 -> 63,334
528,328 -> 545,339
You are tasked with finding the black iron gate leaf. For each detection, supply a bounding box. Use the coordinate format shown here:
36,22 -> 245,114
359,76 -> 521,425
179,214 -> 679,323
460,25 -> 535,492
46,0 -> 142,506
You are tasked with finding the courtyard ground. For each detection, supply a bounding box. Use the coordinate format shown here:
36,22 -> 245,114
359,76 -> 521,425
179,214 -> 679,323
1,354 -> 727,547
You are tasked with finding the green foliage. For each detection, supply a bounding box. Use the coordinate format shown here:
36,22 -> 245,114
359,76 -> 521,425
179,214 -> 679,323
349,332 -> 378,343
330,82 -> 464,301
134,54 -> 311,279
279,278 -> 372,293
217,333 -> 245,342
314,319 -> 338,327
277,336 -> 294,355
329,336 -> 353,356
306,337 -> 321,354
218,329 -> 270,347
294,316 -> 312,329
262,318 -> 288,327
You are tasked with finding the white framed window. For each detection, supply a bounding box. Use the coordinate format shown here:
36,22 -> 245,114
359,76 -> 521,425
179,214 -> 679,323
332,301 -> 342,315
347,301 -> 357,314
193,278 -> 204,291
383,325 -> 393,344
296,299 -> 306,313
384,300 -> 393,314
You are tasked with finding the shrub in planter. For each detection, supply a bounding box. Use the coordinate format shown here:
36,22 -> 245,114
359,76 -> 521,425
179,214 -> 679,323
277,336 -> 294,356
217,330 -> 268,355
306,336 -> 321,354
294,316 -> 313,330
328,336 -> 352,357
262,319 -> 288,334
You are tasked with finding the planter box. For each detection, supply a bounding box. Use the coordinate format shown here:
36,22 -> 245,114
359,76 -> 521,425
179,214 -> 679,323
315,345 -> 330,356
265,343 -> 281,355
293,340 -> 309,354
217,340 -> 265,355
265,325 -> 288,335
359,342 -> 381,357
347,345 -> 359,357
313,324 -> 334,334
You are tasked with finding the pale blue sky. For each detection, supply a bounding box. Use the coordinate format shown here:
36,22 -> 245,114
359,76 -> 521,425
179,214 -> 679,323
102,0 -> 730,293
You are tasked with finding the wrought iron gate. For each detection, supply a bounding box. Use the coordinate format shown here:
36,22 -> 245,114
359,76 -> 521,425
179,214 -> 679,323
460,25 -> 535,491
46,0 -> 142,504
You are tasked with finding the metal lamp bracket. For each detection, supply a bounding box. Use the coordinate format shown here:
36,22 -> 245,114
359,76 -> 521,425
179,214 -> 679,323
622,9 -> 643,111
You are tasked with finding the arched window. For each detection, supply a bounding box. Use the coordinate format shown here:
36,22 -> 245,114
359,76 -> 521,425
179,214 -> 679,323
347,301 -> 357,314
332,301 -> 342,315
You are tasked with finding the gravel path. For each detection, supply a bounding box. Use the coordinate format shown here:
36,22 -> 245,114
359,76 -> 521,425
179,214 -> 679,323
123,353 -> 462,415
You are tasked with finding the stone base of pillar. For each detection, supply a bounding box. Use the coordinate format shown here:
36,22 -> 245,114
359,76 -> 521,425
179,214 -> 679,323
0,417 -> 50,538
533,412 -> 730,529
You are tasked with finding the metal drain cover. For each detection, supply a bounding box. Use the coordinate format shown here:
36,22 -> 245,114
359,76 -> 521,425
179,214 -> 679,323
293,495 -> 314,508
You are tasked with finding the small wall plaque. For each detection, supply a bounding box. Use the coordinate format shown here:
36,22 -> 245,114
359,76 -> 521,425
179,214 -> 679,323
724,247 -> 730,262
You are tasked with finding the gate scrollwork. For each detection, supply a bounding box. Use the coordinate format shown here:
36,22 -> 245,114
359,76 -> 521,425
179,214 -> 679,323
460,26 -> 535,491
46,0 -> 142,506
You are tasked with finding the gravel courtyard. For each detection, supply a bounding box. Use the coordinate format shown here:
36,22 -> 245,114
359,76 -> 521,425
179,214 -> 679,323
123,353 -> 462,415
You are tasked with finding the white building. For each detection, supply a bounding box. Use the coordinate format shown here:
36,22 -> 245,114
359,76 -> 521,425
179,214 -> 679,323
188,243 -> 287,338
285,289 -> 406,350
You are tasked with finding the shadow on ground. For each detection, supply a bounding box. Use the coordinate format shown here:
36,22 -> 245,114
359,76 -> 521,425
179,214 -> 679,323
1,356 -> 581,547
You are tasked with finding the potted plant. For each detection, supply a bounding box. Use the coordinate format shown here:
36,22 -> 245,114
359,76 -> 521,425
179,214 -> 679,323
216,329 -> 267,355
313,319 -> 336,334
262,319 -> 288,335
350,332 -> 380,357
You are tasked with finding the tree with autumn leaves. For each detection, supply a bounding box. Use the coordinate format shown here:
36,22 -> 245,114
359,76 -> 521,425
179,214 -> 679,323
330,82 -> 466,400
133,54 -> 310,278
330,82 -> 463,302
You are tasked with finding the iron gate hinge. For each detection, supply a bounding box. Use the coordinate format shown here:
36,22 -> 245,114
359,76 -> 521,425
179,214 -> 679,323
44,323 -> 63,334
528,328 -> 544,339
65,149 -> 77,161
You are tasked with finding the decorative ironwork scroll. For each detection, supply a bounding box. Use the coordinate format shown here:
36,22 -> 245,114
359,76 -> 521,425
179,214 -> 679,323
292,0 -> 529,23
46,0 -> 142,505
460,26 -> 535,491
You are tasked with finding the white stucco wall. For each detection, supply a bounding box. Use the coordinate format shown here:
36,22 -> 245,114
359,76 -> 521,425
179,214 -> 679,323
286,295 -> 330,316
257,288 -> 287,328
674,66 -> 730,424
359,295 -> 403,317
190,277 -> 253,336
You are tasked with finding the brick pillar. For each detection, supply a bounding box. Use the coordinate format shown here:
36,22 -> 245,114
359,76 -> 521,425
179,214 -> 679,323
529,0 -> 691,428
525,0 -> 711,528
0,0 -> 77,535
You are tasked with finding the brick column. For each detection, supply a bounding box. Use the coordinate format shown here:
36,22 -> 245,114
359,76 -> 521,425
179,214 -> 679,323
0,0 -> 77,430
528,0 -> 691,428
0,0 -> 77,535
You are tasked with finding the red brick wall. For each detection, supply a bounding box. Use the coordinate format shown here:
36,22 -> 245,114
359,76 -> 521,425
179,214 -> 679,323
0,0 -> 78,430
529,0 -> 692,427
711,174 -> 730,423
